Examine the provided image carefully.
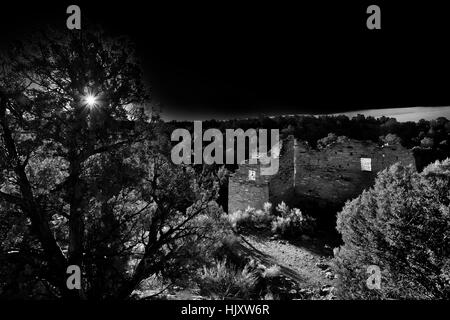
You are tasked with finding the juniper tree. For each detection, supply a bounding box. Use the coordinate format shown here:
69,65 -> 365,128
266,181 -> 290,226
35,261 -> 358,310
335,160 -> 450,299
0,29 -> 224,299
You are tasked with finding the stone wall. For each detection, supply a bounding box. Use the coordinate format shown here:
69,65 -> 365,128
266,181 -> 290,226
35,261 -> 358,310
228,134 -> 416,215
268,136 -> 295,206
292,136 -> 415,206
228,162 -> 270,214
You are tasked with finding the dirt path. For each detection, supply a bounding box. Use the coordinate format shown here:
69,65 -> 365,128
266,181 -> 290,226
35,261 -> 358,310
238,233 -> 335,291
135,233 -> 337,300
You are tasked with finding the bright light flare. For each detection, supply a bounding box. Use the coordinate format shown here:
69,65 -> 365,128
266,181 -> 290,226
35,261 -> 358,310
82,94 -> 99,108
86,95 -> 96,106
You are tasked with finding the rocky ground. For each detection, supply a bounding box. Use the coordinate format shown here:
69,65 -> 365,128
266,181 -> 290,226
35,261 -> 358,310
238,232 -> 337,299
134,231 -> 338,300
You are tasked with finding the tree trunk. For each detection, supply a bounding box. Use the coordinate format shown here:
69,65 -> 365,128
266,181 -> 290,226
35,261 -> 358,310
1,98 -> 71,298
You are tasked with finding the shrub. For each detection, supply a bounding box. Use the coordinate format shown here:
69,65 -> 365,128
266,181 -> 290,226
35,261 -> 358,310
227,202 -> 315,239
153,203 -> 237,284
226,203 -> 273,231
271,202 -> 316,238
212,234 -> 249,269
227,210 -> 248,230
421,137 -> 434,148
317,133 -> 338,149
334,159 -> 450,299
197,259 -> 258,299
261,264 -> 282,279
252,206 -> 274,228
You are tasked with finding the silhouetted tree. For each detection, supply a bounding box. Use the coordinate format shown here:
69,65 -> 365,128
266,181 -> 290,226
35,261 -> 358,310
0,29 -> 224,299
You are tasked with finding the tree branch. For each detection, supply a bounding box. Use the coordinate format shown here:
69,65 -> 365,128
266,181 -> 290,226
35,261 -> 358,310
0,190 -> 23,206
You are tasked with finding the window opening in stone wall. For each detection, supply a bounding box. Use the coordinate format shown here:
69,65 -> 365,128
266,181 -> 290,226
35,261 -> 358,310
360,158 -> 372,171
248,170 -> 256,181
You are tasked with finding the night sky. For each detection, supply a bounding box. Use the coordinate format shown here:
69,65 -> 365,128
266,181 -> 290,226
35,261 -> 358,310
1,1 -> 450,120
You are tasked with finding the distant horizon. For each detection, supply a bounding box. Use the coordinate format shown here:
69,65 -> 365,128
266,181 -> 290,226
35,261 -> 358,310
332,106 -> 450,123
162,106 -> 450,123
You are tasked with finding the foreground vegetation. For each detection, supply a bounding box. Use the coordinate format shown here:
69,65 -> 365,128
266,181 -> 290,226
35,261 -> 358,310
335,159 -> 450,299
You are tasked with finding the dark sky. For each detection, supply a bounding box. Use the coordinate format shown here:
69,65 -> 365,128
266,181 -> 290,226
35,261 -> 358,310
2,1 -> 450,120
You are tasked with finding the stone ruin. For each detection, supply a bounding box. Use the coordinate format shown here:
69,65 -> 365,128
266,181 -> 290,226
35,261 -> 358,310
228,134 -> 416,216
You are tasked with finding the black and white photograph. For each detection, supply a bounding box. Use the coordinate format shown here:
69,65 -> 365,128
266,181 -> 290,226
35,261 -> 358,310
0,1 -> 449,315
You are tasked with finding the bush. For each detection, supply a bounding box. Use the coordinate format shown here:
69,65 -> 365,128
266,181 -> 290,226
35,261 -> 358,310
212,234 -> 249,269
226,203 -> 273,231
261,264 -> 282,279
317,133 -> 338,149
334,159 -> 450,299
197,259 -> 258,299
227,202 -> 315,239
271,202 -> 316,238
151,202 -> 237,284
